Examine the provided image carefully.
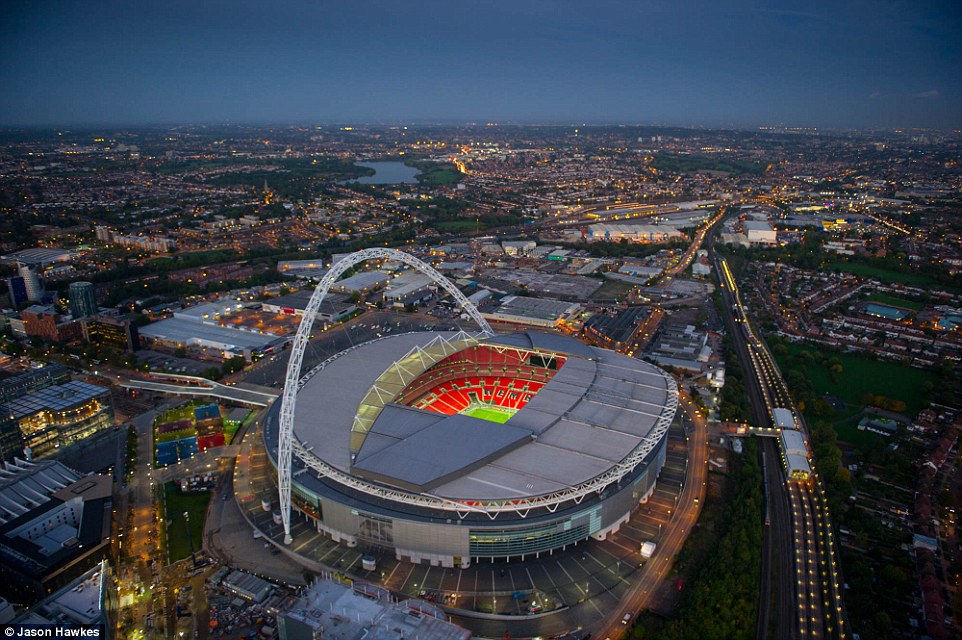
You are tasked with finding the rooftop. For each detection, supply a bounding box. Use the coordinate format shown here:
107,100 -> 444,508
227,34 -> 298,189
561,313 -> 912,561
0,459 -> 83,526
0,380 -> 110,421
140,317 -> 283,351
487,295 -> 582,322
281,579 -> 469,640
292,331 -> 675,501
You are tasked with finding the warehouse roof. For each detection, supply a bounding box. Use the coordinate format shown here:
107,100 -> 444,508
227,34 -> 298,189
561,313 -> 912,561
140,317 -> 282,351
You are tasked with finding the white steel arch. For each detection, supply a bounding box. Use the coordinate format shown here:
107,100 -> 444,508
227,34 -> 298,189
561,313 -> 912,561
277,248 -> 494,543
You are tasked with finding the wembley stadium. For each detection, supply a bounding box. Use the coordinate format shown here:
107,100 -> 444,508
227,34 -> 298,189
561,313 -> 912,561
263,329 -> 678,568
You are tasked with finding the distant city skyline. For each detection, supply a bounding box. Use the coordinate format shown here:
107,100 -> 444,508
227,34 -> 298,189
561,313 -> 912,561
1,0 -> 960,129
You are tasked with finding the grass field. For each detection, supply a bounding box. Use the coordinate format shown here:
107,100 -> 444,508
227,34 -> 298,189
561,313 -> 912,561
824,262 -> 938,287
419,169 -> 461,185
650,154 -> 765,176
434,220 -> 478,232
465,406 -> 515,424
163,482 -> 211,562
833,416 -> 886,449
865,292 -> 924,312
156,400 -> 203,425
775,343 -> 936,418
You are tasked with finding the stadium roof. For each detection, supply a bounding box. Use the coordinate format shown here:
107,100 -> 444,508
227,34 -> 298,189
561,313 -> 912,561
292,331 -> 675,502
352,409 -> 532,492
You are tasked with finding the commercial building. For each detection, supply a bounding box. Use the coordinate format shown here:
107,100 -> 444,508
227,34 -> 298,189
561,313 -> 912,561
583,307 -> 648,351
83,314 -> 139,352
587,223 -> 684,243
278,579 -> 470,640
647,324 -> 711,372
222,569 -> 272,603
382,272 -> 434,307
67,282 -> 97,319
140,318 -> 285,361
618,264 -> 663,279
501,240 -> 536,256
0,460 -> 112,605
11,562 -> 111,629
95,226 -> 175,252
4,275 -> 28,308
277,259 -> 328,273
0,365 -> 71,404
261,290 -> 357,323
482,295 -> 583,328
329,271 -> 391,294
691,250 -> 712,276
744,221 -> 777,244
0,380 -> 114,460
21,306 -> 83,344
0,249 -> 73,268
140,299 -> 286,360
0,365 -> 71,462
17,263 -> 44,303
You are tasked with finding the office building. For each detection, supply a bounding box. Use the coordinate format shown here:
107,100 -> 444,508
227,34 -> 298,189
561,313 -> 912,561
4,276 -> 28,308
0,459 -> 112,605
17,263 -> 44,303
67,282 -> 97,319
0,381 -> 114,460
83,315 -> 139,352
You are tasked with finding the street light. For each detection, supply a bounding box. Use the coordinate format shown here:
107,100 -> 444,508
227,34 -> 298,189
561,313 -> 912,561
183,511 -> 196,566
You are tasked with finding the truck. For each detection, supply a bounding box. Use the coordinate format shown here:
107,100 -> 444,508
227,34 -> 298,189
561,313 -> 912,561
640,541 -> 657,560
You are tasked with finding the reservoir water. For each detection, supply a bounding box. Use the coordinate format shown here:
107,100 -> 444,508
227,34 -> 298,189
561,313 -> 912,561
349,161 -> 420,185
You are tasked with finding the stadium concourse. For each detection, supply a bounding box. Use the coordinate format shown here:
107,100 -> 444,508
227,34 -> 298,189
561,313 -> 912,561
263,329 -> 679,569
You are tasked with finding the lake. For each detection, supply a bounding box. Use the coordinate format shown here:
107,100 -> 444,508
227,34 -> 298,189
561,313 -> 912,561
349,161 -> 420,185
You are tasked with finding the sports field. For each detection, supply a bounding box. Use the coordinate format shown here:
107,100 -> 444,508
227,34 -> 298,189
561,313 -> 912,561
465,406 -> 515,424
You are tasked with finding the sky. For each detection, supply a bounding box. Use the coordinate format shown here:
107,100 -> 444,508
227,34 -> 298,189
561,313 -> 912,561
1,0 -> 960,129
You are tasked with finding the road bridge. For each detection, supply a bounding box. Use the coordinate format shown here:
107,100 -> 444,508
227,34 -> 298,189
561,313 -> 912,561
121,373 -> 279,407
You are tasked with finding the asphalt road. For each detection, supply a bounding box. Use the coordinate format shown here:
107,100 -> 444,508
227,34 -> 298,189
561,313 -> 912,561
592,391 -> 709,639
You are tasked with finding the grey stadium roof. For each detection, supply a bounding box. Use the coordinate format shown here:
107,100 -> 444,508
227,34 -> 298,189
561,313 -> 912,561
292,331 -> 676,502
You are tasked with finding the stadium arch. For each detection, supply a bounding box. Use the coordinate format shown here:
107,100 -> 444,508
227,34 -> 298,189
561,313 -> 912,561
277,248 -> 494,543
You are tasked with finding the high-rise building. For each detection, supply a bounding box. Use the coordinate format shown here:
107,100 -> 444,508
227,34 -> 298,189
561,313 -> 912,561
4,276 -> 28,308
16,263 -> 44,303
68,282 -> 97,319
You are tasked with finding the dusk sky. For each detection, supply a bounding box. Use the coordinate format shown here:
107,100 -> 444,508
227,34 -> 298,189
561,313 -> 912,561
1,0 -> 960,129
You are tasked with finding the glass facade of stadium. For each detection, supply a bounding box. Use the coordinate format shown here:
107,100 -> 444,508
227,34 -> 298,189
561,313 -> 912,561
263,402 -> 671,568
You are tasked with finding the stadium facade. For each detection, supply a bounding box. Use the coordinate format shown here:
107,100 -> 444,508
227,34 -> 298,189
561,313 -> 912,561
264,329 -> 677,568
266,248 -> 677,568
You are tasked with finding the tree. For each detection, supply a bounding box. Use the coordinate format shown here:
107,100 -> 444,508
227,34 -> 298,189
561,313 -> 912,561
221,356 -> 247,376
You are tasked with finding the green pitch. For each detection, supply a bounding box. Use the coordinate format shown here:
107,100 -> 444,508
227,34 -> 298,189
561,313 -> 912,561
464,406 -> 515,424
